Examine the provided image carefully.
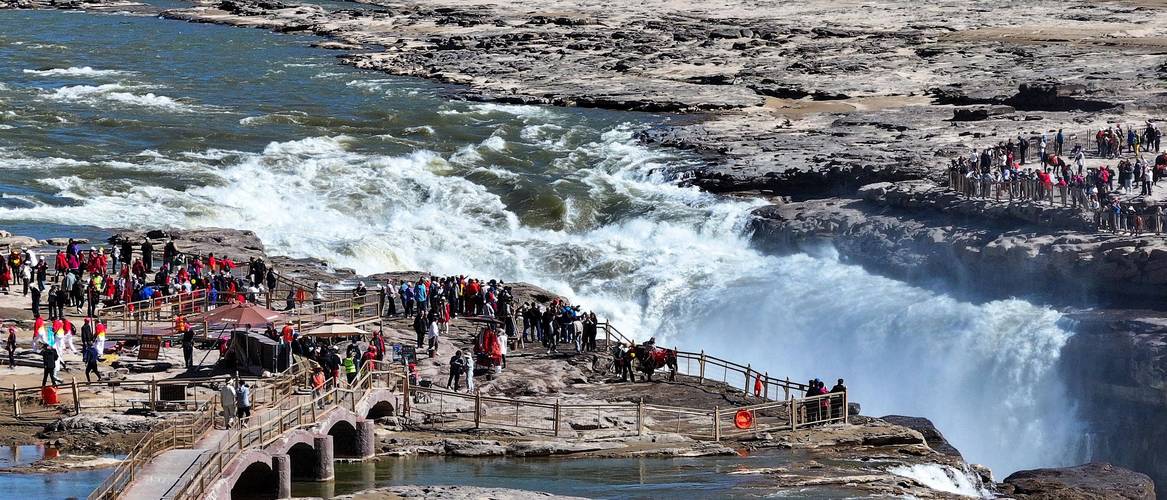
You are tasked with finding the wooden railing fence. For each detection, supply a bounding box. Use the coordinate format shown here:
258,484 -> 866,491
87,361 -> 314,500
80,315 -> 850,500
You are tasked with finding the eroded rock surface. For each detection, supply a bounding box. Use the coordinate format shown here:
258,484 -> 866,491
1002,462 -> 1155,500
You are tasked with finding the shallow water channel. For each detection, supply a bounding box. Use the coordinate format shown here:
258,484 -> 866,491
290,449 -> 867,498
0,445 -> 117,499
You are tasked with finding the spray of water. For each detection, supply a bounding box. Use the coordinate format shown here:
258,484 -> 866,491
0,109 -> 1084,476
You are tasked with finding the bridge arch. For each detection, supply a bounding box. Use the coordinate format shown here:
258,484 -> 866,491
355,388 -> 397,420
226,450 -> 280,500
366,399 -> 394,420
287,442 -> 318,481
327,419 -> 362,458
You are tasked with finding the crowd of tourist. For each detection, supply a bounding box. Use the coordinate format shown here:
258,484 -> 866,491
948,123 -> 1167,234
0,237 -> 283,386
1,239 -> 848,429
373,275 -> 602,391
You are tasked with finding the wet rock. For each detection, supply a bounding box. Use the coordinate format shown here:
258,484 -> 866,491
1001,462 -> 1155,499
951,104 -> 1015,121
337,485 -> 587,499
109,227 -> 266,262
0,235 -> 40,250
44,414 -> 155,434
880,415 -> 962,459
749,180 -> 1167,303
440,438 -> 506,457
1007,81 -> 1118,112
505,440 -> 621,457
45,237 -> 88,246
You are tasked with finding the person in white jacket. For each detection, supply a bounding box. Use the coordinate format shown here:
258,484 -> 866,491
219,382 -> 237,429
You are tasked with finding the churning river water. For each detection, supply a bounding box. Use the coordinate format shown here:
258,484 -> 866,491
0,6 -> 1085,483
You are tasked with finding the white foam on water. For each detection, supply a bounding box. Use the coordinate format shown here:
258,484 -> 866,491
180,149 -> 243,161
464,102 -> 557,119
449,144 -> 484,165
519,123 -> 564,141
0,155 -> 90,170
1,126 -> 1085,479
103,92 -> 191,111
402,125 -> 435,136
345,79 -> 403,95
470,166 -> 520,181
44,84 -> 198,112
46,83 -> 135,99
23,66 -> 130,77
888,464 -> 989,497
239,111 -> 309,127
26,43 -> 68,50
480,135 -> 507,152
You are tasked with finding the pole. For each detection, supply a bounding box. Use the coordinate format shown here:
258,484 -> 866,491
744,364 -> 751,394
637,398 -> 644,436
474,390 -> 481,429
713,406 -> 721,441
12,384 -> 18,418
553,399 -> 560,437
150,376 -> 157,411
71,378 -> 80,414
842,391 -> 849,425
403,373 -> 410,416
698,350 -> 705,384
763,371 -> 769,401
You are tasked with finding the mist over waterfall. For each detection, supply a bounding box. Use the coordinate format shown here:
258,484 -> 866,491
653,248 -> 1084,476
0,11 -> 1085,479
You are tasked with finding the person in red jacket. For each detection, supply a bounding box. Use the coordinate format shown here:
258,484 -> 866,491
362,346 -> 377,373
281,323 -> 294,344
54,250 -> 68,278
